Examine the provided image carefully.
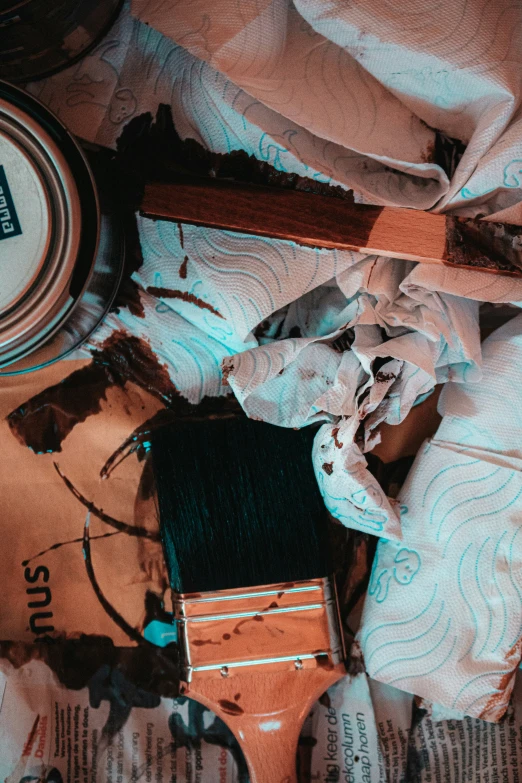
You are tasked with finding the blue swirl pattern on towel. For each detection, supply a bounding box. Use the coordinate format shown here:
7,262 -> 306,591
360,440 -> 522,722
360,316 -> 522,722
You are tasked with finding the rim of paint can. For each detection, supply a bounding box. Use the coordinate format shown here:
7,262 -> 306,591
0,81 -> 100,368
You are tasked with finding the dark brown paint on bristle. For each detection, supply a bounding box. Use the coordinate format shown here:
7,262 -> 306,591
151,418 -> 331,593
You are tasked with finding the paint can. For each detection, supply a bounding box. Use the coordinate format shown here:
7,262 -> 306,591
0,0 -> 123,83
0,80 -> 124,374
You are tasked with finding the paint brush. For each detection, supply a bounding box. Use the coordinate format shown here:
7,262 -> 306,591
151,417 -> 346,783
141,177 -> 522,277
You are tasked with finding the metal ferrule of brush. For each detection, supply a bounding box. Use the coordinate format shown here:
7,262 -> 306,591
174,576 -> 345,686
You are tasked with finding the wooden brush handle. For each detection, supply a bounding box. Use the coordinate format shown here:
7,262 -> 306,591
187,665 -> 346,783
141,179 -> 522,277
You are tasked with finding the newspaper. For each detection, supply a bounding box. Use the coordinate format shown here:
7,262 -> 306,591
0,660 -> 242,782
369,675 -> 522,783
302,674 -> 386,783
0,657 -> 384,783
3,657 -> 522,782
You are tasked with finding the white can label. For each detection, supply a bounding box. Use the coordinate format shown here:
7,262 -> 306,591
0,132 -> 51,314
0,165 -> 22,240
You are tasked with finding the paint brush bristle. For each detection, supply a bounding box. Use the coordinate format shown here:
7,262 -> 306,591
151,417 -> 331,593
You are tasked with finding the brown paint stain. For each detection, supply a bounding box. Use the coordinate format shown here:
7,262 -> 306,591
0,637 -> 181,701
375,371 -> 396,383
100,407 -> 194,480
92,331 -> 181,406
158,113 -> 355,201
218,699 -> 244,716
478,639 -> 522,720
178,222 -> 184,248
7,362 -> 115,454
314,653 -> 333,670
146,286 -> 224,318
21,529 -> 120,567
136,455 -> 155,501
332,427 -> 343,449
192,639 -> 221,647
322,462 -> 334,475
222,633 -> 231,640
445,217 -> 522,276
54,462 -> 160,542
420,139 -> 436,164
7,331 -> 182,454
221,361 -> 234,387
233,615 -> 264,635
347,639 -> 366,677
234,693 -> 241,701
179,255 -> 188,278
113,278 -> 145,318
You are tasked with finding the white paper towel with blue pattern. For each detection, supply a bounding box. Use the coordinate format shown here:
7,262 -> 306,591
360,314 -> 522,722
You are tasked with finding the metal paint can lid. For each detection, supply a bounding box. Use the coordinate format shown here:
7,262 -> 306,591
0,83 -> 98,366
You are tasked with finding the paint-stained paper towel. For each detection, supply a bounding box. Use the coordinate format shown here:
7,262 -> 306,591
360,315 -> 522,721
90,217 -> 490,540
27,1 -> 522,539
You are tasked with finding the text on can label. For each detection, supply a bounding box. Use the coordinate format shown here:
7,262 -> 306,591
0,165 -> 22,240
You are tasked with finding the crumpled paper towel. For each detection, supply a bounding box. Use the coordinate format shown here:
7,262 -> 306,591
129,217 -> 490,539
30,0 -> 522,219
434,317 -> 522,467
26,0 -> 522,539
359,314 -> 522,721
130,0 -> 522,220
92,217 -> 522,539
28,3 -> 445,208
134,216 -> 364,354
131,0 -> 446,209
290,0 -> 522,220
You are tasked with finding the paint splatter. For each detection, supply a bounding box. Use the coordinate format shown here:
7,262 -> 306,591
146,286 -> 224,318
7,331 -> 181,453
